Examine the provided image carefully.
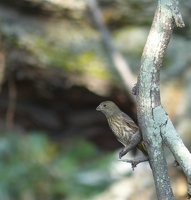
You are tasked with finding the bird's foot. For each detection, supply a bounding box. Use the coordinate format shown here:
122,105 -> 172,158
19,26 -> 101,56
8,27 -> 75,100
118,133 -> 142,159
119,149 -> 127,159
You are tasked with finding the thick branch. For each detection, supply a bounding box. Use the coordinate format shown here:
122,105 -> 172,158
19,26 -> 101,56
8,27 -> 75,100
137,0 -> 185,199
161,112 -> 191,197
151,105 -> 191,197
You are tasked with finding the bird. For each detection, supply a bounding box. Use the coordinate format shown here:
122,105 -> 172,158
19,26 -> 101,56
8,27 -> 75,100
96,101 -> 147,158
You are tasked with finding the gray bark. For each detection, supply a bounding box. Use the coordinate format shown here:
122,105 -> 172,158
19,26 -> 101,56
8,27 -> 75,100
136,0 -> 191,199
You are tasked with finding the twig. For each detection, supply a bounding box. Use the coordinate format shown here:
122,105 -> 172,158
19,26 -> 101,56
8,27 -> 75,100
86,0 -> 136,99
118,155 -> 149,170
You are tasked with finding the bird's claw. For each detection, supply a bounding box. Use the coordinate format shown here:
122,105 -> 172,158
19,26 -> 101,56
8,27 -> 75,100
119,149 -> 126,159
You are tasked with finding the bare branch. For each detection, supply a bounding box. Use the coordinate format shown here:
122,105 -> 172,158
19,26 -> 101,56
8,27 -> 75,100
136,0 -> 186,199
87,0 -> 136,98
119,155 -> 149,170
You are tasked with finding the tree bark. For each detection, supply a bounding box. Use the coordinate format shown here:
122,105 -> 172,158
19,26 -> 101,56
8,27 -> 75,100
136,0 -> 190,199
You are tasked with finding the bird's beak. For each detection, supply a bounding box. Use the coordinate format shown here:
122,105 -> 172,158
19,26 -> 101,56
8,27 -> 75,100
96,105 -> 101,111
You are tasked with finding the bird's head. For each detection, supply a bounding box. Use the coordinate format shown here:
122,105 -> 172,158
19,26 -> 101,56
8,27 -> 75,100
96,101 -> 121,116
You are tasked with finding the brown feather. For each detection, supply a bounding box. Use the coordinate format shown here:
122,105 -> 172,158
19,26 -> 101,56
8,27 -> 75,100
96,101 -> 147,155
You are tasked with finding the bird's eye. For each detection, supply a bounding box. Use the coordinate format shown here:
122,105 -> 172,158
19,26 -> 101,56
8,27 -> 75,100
103,104 -> 107,107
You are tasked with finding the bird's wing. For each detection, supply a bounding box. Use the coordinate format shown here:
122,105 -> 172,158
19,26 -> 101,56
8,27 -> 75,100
121,112 -> 138,133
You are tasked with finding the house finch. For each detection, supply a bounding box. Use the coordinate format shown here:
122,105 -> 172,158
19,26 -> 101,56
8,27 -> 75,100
96,101 -> 147,158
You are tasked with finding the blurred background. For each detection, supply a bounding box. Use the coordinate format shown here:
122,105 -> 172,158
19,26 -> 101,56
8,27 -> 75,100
0,0 -> 191,199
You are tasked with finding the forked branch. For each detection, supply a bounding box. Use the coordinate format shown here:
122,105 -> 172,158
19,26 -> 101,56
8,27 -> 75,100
136,0 -> 190,199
